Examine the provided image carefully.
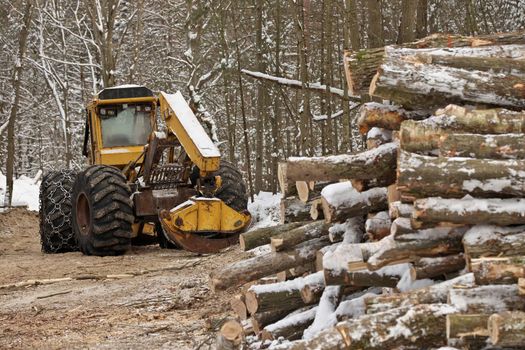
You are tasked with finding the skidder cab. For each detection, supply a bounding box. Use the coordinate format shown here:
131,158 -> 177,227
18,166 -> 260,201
39,85 -> 251,256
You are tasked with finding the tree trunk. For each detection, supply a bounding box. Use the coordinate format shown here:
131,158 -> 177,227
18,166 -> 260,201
415,0 -> 428,38
216,320 -> 243,350
470,257 -> 525,285
397,0 -> 418,44
271,221 -> 329,252
463,225 -> 525,260
239,222 -> 307,251
278,142 -> 397,184
321,186 -> 388,223
440,133 -> 525,159
489,311 -> 525,347
364,273 -> 476,314
366,0 -> 383,48
365,211 -> 391,241
210,237 -> 330,291
411,254 -> 465,280
397,150 -> 525,199
448,285 -> 525,314
413,197 -> 525,227
370,45 -> 525,110
280,197 -> 312,224
261,306 -> 317,341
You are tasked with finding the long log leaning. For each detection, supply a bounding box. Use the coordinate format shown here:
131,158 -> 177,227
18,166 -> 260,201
271,221 -> 330,252
463,225 -> 525,260
278,142 -> 398,185
470,256 -> 525,284
488,311 -> 525,348
412,197 -> 525,227
321,185 -> 388,223
397,150 -> 525,200
239,222 -> 307,251
210,236 -> 330,291
440,133 -> 525,159
448,284 -> 525,314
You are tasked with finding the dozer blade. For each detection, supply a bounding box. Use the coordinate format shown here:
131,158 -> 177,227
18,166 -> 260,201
159,197 -> 251,254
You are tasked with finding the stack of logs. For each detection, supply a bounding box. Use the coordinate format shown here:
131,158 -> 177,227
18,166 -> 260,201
212,31 -> 525,349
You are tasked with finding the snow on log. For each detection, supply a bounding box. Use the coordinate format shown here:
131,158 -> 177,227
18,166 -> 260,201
389,201 -> 413,219
366,127 -> 392,149
411,254 -> 466,280
370,45 -> 525,110
448,284 -> 525,314
245,272 -> 324,315
335,304 -> 458,349
322,241 -> 383,276
397,150 -> 525,200
357,102 -> 428,134
302,286 -> 342,340
261,306 -> 318,341
412,197 -> 525,228
251,309 -> 291,333
327,217 -> 364,243
335,292 -> 379,322
364,273 -> 475,314
365,211 -> 391,241
321,183 -> 388,223
315,244 -> 339,272
440,133 -> 525,160
463,225 -> 525,259
240,222 -> 307,251
367,230 -> 464,270
210,236 -> 330,291
278,142 -> 398,185
271,221 -> 330,252
470,256 -> 525,285
216,320 -> 243,350
488,311 -> 525,347
324,262 -> 411,288
280,197 -> 313,224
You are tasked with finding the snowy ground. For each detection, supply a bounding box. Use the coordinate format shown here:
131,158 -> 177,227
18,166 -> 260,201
0,171 -> 41,211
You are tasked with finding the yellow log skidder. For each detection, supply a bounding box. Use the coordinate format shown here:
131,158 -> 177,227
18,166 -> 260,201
39,85 -> 251,255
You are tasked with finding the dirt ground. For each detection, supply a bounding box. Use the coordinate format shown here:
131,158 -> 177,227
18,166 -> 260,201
0,208 -> 249,350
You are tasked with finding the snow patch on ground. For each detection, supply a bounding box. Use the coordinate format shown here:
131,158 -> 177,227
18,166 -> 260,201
0,171 -> 40,211
247,191 -> 282,230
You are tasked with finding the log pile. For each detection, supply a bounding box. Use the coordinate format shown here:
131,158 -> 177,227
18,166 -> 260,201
213,31 -> 525,349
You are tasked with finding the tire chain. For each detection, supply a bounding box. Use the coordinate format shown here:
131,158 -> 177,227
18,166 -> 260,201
39,170 -> 78,253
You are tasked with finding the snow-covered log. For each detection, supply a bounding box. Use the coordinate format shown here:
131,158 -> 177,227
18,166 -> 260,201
321,184 -> 388,223
280,197 -> 313,224
440,133 -> 525,160
412,197 -> 525,227
261,306 -> 318,341
470,256 -> 525,285
210,236 -> 330,291
239,222 -> 307,251
411,254 -> 465,280
315,244 -> 339,271
327,217 -> 364,243
367,230 -> 464,270
323,241 -> 383,275
271,221 -> 330,252
364,273 -> 475,314
278,142 -> 398,186
366,127 -> 392,149
463,225 -> 525,259
370,45 -> 525,110
397,150 -> 525,200
251,309 -> 291,333
365,211 -> 391,241
324,262 -> 411,288
335,292 -> 379,322
216,320 -> 243,350
488,311 -> 525,347
389,201 -> 413,219
357,102 -> 427,134
448,285 -> 525,314
302,286 -> 342,339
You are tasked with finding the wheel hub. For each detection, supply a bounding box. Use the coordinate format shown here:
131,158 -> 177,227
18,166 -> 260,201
76,192 -> 91,236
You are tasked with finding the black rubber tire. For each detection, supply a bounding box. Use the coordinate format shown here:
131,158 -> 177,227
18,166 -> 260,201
71,165 -> 134,256
213,161 -> 249,211
39,170 -> 78,253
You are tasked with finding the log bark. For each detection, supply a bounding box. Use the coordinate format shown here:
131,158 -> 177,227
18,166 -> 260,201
488,311 -> 525,348
470,256 -> 525,285
463,225 -> 525,260
440,133 -> 525,160
210,237 -> 330,291
280,197 -> 312,224
411,254 -> 465,280
357,102 -> 428,134
324,263 -> 410,288
335,304 -> 457,349
309,198 -> 324,221
446,313 -> 489,339
413,197 -> 525,227
276,262 -> 316,282
364,273 -> 476,314
251,309 -> 291,333
367,231 -> 464,270
216,320 -> 243,350
239,222 -> 307,251
261,306 -> 317,341
321,186 -> 388,223
278,142 -> 398,184
389,201 -> 413,219
370,45 -> 525,110
365,211 -> 391,241
271,221 -> 330,252
448,285 -> 525,314
230,294 -> 248,320
397,150 -> 525,199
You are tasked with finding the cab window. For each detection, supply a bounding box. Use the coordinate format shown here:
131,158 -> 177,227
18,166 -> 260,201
99,104 -> 152,147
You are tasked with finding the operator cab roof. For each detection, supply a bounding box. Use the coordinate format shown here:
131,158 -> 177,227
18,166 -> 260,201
97,84 -> 154,100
